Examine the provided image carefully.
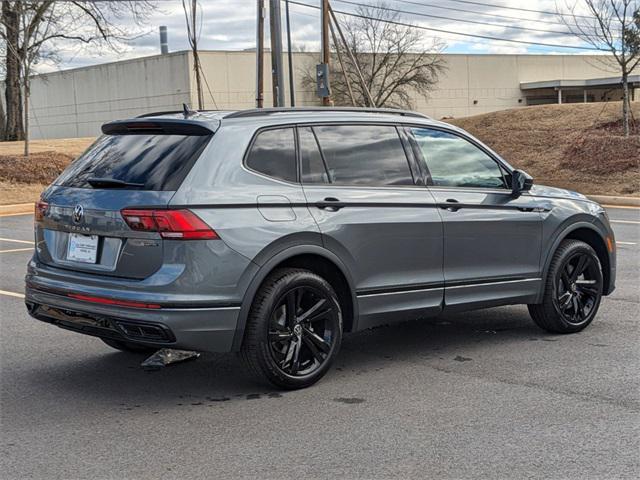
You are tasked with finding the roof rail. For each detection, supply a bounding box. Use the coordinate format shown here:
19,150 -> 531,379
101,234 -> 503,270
137,109 -> 222,118
224,107 -> 430,120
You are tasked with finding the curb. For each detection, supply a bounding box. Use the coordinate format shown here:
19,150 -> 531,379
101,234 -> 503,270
587,195 -> 640,207
0,203 -> 33,216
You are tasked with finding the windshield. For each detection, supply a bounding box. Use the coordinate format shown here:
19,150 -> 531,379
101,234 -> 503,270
55,133 -> 211,191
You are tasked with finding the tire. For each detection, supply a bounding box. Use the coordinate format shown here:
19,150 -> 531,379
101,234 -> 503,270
528,239 -> 603,334
101,337 -> 156,354
240,268 -> 343,389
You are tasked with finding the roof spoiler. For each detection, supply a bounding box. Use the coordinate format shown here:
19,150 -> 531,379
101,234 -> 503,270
102,119 -> 214,136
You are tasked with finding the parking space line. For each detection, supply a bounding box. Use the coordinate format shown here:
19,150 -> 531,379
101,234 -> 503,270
0,212 -> 33,218
0,237 -> 34,245
603,205 -> 640,210
0,289 -> 25,299
0,247 -> 33,253
611,220 -> 640,225
617,241 -> 637,245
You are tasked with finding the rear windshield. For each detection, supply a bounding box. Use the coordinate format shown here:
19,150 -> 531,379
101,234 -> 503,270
55,133 -> 211,191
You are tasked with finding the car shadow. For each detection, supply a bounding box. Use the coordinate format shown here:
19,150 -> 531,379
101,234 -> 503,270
19,305 -> 547,410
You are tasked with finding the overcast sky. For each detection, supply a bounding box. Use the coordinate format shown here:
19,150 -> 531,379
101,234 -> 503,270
40,0 -> 607,73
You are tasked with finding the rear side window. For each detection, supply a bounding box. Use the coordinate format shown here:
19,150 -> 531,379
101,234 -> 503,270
56,134 -> 211,191
246,128 -> 297,182
311,125 -> 413,186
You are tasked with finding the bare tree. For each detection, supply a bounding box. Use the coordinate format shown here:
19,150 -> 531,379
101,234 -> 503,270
305,2 -> 446,109
0,1 -> 155,146
561,1 -> 639,137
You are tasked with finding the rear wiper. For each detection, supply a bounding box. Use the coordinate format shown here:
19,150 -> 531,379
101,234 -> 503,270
87,177 -> 145,189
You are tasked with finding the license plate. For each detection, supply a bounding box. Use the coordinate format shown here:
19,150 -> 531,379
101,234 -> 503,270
67,233 -> 99,263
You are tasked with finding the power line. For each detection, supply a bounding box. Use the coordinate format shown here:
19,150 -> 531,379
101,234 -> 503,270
388,0 -> 570,27
443,0 -> 597,20
285,0 -> 604,51
334,0 -> 576,36
285,3 -> 581,53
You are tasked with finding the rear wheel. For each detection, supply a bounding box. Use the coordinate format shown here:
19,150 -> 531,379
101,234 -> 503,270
101,338 -> 156,354
241,268 -> 343,389
528,239 -> 603,334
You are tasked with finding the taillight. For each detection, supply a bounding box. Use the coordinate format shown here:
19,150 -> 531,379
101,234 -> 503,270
120,209 -> 219,240
35,200 -> 49,221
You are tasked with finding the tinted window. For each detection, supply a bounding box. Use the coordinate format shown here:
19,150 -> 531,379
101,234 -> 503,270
299,127 -> 329,184
312,125 -> 413,186
246,128 -> 296,182
56,134 -> 211,191
410,128 -> 506,188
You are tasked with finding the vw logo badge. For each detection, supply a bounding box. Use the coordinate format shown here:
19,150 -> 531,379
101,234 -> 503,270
72,205 -> 84,224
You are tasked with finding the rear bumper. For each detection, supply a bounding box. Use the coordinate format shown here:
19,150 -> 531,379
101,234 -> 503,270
25,287 -> 240,352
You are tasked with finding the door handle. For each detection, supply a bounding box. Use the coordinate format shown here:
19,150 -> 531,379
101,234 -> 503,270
441,198 -> 461,212
316,197 -> 344,212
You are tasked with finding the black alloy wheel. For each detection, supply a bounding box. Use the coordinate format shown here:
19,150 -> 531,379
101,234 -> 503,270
268,285 -> 339,377
553,250 -> 602,326
241,268 -> 343,389
528,239 -> 603,334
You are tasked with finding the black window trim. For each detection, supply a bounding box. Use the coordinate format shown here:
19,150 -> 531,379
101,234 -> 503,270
404,124 -> 512,190
400,126 -> 430,187
296,125 -> 333,185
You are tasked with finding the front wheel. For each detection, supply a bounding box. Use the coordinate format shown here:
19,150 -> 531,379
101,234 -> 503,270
528,239 -> 603,334
241,268 -> 343,389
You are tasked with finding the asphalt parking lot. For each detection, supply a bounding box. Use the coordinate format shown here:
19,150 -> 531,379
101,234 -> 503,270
1,207 -> 638,479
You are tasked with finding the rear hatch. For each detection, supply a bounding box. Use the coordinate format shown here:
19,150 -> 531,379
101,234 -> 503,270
35,119 -> 213,280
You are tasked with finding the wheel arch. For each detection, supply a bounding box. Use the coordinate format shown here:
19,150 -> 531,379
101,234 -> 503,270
538,222 -> 612,302
231,245 -> 358,351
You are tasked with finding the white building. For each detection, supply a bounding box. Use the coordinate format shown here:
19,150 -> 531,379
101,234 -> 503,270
22,50 -> 639,139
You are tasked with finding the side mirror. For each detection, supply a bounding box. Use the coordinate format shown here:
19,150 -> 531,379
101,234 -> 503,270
511,169 -> 533,196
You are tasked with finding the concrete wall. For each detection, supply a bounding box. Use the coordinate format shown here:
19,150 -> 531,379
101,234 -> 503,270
418,54 -> 630,118
194,50 -> 319,110
28,52 -> 191,139
23,51 -> 637,139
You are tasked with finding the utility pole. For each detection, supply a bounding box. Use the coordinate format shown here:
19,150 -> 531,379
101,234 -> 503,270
183,0 -> 204,109
329,19 -> 356,106
329,4 -> 375,107
191,0 -> 204,110
285,0 -> 295,107
269,0 -> 285,107
321,0 -> 331,106
256,0 -> 265,108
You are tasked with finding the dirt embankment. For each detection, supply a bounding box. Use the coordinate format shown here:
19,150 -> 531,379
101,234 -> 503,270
447,101 -> 639,196
0,138 -> 94,204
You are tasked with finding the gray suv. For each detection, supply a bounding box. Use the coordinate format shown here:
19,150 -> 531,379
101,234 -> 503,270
25,107 -> 616,389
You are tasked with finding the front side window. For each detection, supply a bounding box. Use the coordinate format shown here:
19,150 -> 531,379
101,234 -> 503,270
410,128 -> 506,189
246,128 -> 297,182
311,125 -> 413,186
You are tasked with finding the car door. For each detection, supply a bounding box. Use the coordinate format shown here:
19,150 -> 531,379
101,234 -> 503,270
299,123 -> 444,329
407,126 -> 544,310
